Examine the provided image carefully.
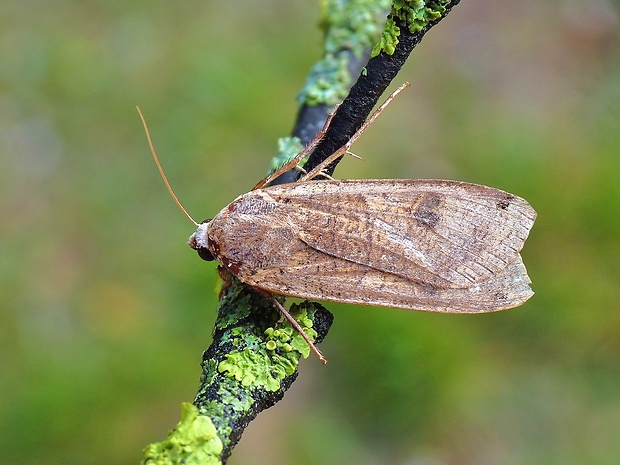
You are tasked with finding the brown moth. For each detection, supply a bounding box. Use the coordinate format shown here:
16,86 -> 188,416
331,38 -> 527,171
188,179 -> 535,315
138,85 -> 536,363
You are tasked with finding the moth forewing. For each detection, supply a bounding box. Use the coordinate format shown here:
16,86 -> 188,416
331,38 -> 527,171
247,252 -> 533,313
265,179 -> 535,289
192,179 -> 536,313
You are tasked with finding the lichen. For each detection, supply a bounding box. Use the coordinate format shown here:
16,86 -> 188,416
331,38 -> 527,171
270,136 -> 305,174
217,303 -> 318,392
297,0 -> 391,107
320,0 -> 392,56
193,280 -> 330,456
214,283 -> 252,331
217,380 -> 255,412
394,0 -> 450,33
298,53 -> 353,107
201,359 -> 218,387
372,0 -> 452,56
141,403 -> 222,465
371,17 -> 400,56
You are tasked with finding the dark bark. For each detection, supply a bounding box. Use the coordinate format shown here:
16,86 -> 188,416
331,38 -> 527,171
300,4 -> 462,179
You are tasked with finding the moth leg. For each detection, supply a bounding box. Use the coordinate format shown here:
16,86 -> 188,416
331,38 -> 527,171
262,293 -> 327,364
253,103 -> 341,190
217,265 -> 235,298
310,169 -> 334,180
300,82 -> 410,182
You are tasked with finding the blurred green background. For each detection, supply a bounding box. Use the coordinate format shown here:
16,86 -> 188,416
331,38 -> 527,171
2,1 -> 619,464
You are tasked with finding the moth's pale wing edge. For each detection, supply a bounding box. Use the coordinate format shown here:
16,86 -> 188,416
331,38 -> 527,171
244,245 -> 533,314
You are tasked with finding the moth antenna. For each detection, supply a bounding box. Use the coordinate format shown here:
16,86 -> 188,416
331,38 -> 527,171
346,150 -> 362,160
137,106 -> 198,227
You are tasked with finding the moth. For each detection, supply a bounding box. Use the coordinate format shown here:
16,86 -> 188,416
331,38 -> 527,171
137,87 -> 536,363
188,178 -> 535,315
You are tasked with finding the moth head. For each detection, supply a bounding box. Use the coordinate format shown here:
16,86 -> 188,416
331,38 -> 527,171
188,220 -> 215,261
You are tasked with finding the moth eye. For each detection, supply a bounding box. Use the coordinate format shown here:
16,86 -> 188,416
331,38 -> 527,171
197,248 -> 215,262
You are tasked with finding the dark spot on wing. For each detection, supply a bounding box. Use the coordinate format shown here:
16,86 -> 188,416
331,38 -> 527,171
419,283 -> 438,295
414,194 -> 442,228
497,195 -> 515,210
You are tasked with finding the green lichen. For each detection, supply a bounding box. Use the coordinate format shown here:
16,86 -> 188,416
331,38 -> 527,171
196,374 -> 261,443
298,53 -> 352,107
214,284 -> 252,331
394,0 -> 450,33
297,0 -> 391,107
320,0 -> 392,56
270,136 -> 305,173
201,359 -> 218,387
142,403 -> 222,465
217,303 -> 319,392
371,17 -> 400,56
216,377 -> 255,412
218,349 -> 281,392
192,281 -> 328,455
372,0 -> 452,56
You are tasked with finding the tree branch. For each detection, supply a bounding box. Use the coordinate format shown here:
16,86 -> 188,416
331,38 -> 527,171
301,0 -> 462,177
269,0 -> 391,185
141,1 -> 462,464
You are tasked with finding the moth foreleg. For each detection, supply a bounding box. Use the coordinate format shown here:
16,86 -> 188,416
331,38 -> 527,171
216,265 -> 235,299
